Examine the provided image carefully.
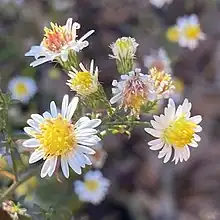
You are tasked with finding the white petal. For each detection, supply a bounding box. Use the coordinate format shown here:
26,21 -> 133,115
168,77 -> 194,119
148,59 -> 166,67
78,136 -> 101,146
29,150 -> 44,164
190,115 -> 202,124
148,139 -> 163,146
66,97 -> 79,121
194,134 -> 201,142
110,93 -> 122,104
43,111 -> 52,119
78,30 -> 95,42
76,128 -> 97,137
77,119 -> 101,130
75,116 -> 90,127
75,152 -> 86,168
163,146 -> 172,163
61,156 -> 69,178
27,119 -> 39,131
30,58 -> 51,67
41,158 -> 52,178
195,125 -> 202,132
78,145 -> 96,155
31,114 -> 45,124
23,138 -> 40,148
158,145 -> 169,159
48,157 -> 58,177
189,141 -> 198,148
149,141 -> 164,150
50,101 -> 58,118
24,127 -> 36,137
68,153 -> 82,174
90,59 -> 94,73
82,154 -> 92,165
61,50 -> 69,62
183,146 -> 190,161
61,94 -> 69,118
150,120 -> 163,130
65,18 -> 73,32
144,128 -> 162,138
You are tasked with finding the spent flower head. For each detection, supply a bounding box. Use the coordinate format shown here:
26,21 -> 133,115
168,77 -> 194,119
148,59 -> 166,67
109,37 -> 139,74
8,76 -> 37,104
67,60 -> 99,96
74,170 -> 110,204
145,98 -> 202,164
25,18 -> 94,67
148,67 -> 175,99
110,68 -> 156,117
23,95 -> 102,178
2,200 -> 28,220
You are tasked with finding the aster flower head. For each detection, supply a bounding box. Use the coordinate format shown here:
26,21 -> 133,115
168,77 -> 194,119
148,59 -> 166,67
110,68 -> 156,116
144,48 -> 172,74
67,60 -> 99,96
150,0 -> 173,8
74,170 -> 110,204
148,67 -> 175,99
23,95 -> 102,178
8,76 -> 37,104
177,14 -> 206,50
145,98 -> 202,164
2,200 -> 28,220
25,18 -> 94,67
109,37 -> 139,74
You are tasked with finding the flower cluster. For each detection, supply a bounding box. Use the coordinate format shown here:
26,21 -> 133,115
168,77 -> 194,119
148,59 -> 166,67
0,16 -> 203,208
166,14 -> 206,50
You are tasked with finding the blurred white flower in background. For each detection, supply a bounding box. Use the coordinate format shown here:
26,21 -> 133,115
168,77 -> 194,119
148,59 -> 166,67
8,76 -> 37,104
177,14 -> 206,50
74,170 -> 110,204
1,0 -> 24,6
144,48 -> 172,74
149,0 -> 173,8
52,0 -> 75,11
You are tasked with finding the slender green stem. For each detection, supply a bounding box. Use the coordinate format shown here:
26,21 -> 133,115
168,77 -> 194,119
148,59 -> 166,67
0,167 -> 39,203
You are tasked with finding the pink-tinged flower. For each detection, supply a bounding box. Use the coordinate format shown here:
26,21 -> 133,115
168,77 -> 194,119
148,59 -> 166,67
25,18 -> 94,67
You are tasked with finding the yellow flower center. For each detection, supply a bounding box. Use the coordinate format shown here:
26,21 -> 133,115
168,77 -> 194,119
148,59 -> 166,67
173,78 -> 184,93
166,26 -> 179,42
149,68 -> 174,95
184,25 -> 201,40
84,180 -> 99,192
36,115 -> 76,157
70,71 -> 97,96
15,83 -> 28,96
163,116 -> 197,148
42,22 -> 74,52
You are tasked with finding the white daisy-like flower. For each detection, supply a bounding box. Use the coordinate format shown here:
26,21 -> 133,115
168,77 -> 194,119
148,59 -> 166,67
143,48 -> 172,74
66,60 -> 99,96
110,68 -> 156,116
177,14 -> 206,50
109,37 -> 138,61
25,18 -> 94,67
148,67 -> 175,99
150,0 -> 173,8
90,142 -> 107,169
8,76 -> 37,104
145,98 -> 202,164
23,95 -> 102,178
74,170 -> 110,204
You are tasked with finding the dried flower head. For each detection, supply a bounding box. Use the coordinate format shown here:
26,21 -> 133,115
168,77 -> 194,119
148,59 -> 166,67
110,68 -> 156,117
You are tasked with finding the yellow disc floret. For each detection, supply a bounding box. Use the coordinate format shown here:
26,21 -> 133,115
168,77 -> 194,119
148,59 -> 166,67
163,116 -> 197,148
183,24 -> 201,40
69,71 -> 98,96
166,26 -> 179,42
36,115 -> 76,157
85,180 -> 99,192
15,83 -> 28,96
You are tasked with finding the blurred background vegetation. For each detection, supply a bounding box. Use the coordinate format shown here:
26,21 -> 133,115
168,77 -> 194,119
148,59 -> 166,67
1,0 -> 220,219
